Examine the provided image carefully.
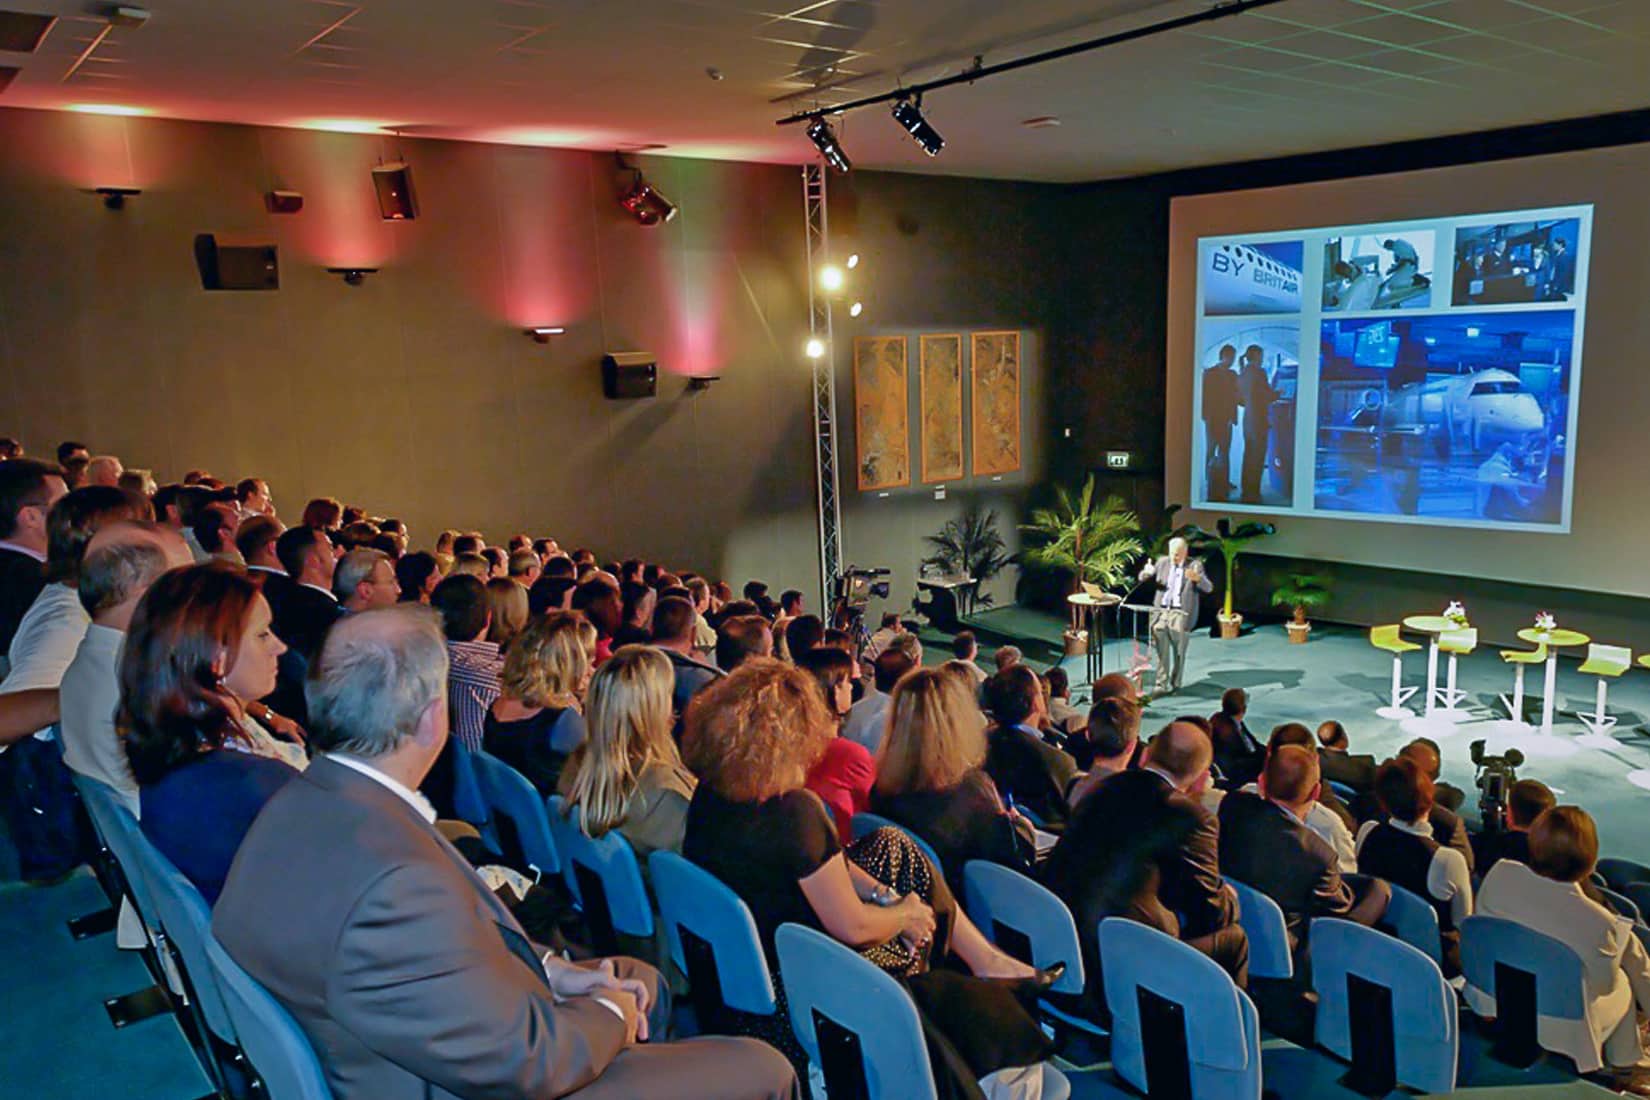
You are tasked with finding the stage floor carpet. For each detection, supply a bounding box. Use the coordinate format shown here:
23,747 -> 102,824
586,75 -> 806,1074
959,608 -> 1650,862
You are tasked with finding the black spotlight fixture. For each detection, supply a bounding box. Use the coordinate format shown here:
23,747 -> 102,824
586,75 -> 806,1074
891,95 -> 944,156
95,186 -> 140,210
619,173 -> 678,226
806,116 -> 851,173
326,267 -> 378,287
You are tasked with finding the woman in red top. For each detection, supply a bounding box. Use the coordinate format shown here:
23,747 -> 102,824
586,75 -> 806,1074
796,645 -> 876,838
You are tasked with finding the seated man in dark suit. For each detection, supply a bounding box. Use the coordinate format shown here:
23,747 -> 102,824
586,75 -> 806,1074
1476,778 -> 1555,871
0,459 -> 66,663
1316,720 -> 1377,794
1209,687 -> 1265,789
983,664 -> 1077,829
213,606 -> 798,1100
1219,746 -> 1390,969
264,525 -> 340,723
1043,720 -> 1249,1009
651,595 -> 721,719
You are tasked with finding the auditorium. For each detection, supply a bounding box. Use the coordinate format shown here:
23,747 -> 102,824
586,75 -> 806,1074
5,1 -> 1650,1097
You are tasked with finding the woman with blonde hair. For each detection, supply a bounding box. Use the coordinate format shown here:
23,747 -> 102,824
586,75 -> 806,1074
484,576 -> 529,647
683,658 -> 1057,1098
871,667 -> 1033,895
559,644 -> 696,871
482,611 -> 594,796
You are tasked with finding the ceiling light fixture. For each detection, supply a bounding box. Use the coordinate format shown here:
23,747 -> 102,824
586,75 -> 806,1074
806,116 -> 851,173
68,103 -> 149,116
891,95 -> 944,156
326,267 -> 377,286
846,253 -> 860,269
819,264 -> 845,293
94,186 -> 139,210
619,174 -> 678,226
849,301 -> 863,318
526,326 -> 566,343
805,337 -> 826,360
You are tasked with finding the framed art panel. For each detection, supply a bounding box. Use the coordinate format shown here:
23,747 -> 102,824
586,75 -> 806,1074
919,333 -> 964,483
970,330 -> 1021,476
853,335 -> 911,491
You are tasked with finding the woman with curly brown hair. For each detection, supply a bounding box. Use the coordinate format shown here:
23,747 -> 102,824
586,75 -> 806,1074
122,562 -> 306,902
682,658 -> 1058,1099
483,610 -> 593,796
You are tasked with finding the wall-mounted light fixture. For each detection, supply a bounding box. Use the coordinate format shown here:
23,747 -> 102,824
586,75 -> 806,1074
326,267 -> 378,286
526,326 -> 566,343
95,186 -> 140,210
687,375 -> 720,391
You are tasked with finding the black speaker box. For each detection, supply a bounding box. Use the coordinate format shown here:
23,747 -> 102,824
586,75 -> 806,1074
372,162 -> 418,220
601,353 -> 658,400
193,234 -> 279,291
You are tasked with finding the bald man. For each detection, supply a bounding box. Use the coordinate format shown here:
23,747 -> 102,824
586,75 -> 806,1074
1044,720 -> 1248,1008
59,521 -> 191,812
86,455 -> 124,489
1219,746 -> 1389,969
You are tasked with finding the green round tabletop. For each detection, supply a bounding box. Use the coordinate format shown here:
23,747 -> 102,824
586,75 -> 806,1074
1402,615 -> 1458,633
1517,627 -> 1590,647
1640,654 -> 1650,669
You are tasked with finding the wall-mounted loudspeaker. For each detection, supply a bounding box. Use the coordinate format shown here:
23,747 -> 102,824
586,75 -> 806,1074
601,352 -> 658,400
193,234 -> 279,291
372,162 -> 418,220
264,190 -> 304,214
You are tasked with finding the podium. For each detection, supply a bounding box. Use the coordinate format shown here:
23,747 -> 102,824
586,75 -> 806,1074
1067,591 -> 1121,687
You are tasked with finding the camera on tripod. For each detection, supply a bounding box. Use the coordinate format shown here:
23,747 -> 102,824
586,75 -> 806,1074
1469,739 -> 1524,832
834,567 -> 891,609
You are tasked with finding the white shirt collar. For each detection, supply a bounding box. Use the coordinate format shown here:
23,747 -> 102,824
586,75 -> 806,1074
1143,765 -> 1180,790
328,753 -> 437,823
301,582 -> 339,602
0,539 -> 45,562
1389,816 -> 1434,839
249,564 -> 284,575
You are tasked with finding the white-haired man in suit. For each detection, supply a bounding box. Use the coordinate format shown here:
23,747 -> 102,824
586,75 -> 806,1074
1139,536 -> 1212,696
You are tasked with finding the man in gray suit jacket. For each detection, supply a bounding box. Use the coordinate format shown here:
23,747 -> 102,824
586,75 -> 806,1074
1139,537 -> 1212,696
213,606 -> 797,1100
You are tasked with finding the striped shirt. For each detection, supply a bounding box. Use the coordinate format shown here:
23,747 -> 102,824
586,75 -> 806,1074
447,639 -> 504,752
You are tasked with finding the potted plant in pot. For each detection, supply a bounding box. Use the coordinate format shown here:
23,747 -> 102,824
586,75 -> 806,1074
920,503 -> 1012,621
1020,476 -> 1144,656
1271,572 -> 1332,644
1174,517 -> 1277,639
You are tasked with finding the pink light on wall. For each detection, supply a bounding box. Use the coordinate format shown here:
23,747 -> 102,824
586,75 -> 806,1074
490,145 -> 599,328
264,128 -> 399,268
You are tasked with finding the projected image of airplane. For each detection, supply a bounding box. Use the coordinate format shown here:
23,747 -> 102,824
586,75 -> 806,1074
1202,240 -> 1303,315
1348,368 -> 1546,454
1322,233 -> 1434,311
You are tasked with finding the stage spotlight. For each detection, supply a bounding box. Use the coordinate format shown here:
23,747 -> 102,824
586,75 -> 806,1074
891,96 -> 944,156
819,264 -> 845,292
846,253 -> 860,269
805,337 -> 826,359
806,116 -> 851,173
619,175 -> 678,226
849,301 -> 863,318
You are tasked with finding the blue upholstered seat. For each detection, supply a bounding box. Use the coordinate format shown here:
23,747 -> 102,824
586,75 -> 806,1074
548,797 -> 654,951
648,850 -> 777,1017
849,811 -> 943,875
1596,857 -> 1650,894
1378,881 -> 1442,964
1227,877 -> 1294,981
204,933 -> 335,1100
469,749 -> 560,878
961,859 -> 1100,1035
1461,915 -> 1590,1067
1099,916 -> 1262,1099
1311,917 -> 1458,1094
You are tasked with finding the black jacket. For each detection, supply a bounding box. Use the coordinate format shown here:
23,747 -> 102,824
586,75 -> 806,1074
0,546 -> 46,660
1318,749 -> 1377,794
984,723 -> 1077,829
1218,792 -> 1354,952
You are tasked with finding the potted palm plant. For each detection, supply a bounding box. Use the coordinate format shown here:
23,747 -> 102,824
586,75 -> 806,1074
920,504 -> 1012,620
1020,476 -> 1144,655
1271,572 -> 1332,644
1175,517 -> 1277,639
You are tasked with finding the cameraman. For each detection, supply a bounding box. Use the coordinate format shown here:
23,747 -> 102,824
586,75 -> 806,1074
1478,779 -> 1554,870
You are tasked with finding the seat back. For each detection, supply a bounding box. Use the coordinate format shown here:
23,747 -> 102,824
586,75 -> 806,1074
1098,917 -> 1261,1099
648,851 -> 776,1016
849,812 -> 943,875
1596,858 -> 1650,894
204,935 -> 334,1100
1586,643 -> 1633,674
1439,627 -> 1477,654
73,773 -> 163,934
446,739 -> 490,830
1312,917 -> 1457,1094
1460,915 -> 1587,1022
120,809 -> 237,1045
1227,878 -> 1293,980
469,750 -> 559,877
1370,624 -> 1401,648
961,860 -> 1084,995
1598,886 -> 1643,927
775,922 -> 938,1100
1622,882 -> 1650,921
1501,643 -> 1546,664
1379,881 -> 1442,964
549,797 -> 654,947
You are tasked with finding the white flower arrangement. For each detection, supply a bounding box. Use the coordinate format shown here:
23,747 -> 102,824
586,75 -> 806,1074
1534,611 -> 1557,633
1443,601 -> 1468,627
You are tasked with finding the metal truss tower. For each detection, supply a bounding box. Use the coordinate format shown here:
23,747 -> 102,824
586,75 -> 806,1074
803,162 -> 844,610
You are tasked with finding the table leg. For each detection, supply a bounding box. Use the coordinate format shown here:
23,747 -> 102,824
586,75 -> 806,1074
1096,607 -> 1107,678
1424,638 -> 1440,715
1541,653 -> 1559,736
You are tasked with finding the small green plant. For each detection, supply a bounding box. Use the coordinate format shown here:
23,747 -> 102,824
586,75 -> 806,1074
1019,476 -> 1144,594
1174,517 -> 1277,621
1271,572 -> 1332,625
921,504 -> 1012,618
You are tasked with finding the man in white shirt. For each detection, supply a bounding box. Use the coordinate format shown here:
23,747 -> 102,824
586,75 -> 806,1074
59,522 -> 192,813
842,648 -> 914,753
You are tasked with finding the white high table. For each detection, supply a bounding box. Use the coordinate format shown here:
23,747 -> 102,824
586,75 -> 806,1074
1401,615 -> 1458,716
1516,626 -> 1591,736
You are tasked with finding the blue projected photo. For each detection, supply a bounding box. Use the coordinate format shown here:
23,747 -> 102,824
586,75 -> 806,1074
1201,239 -> 1304,316
1452,218 -> 1581,306
1314,311 -> 1574,526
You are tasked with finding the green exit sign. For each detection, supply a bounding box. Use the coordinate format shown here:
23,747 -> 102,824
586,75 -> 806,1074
1105,451 -> 1134,470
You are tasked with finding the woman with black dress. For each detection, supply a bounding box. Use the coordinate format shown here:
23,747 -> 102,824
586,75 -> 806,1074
682,658 -> 1057,1100
482,610 -> 593,796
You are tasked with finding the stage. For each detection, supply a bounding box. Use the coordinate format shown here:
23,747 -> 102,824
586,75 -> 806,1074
934,607 -> 1650,862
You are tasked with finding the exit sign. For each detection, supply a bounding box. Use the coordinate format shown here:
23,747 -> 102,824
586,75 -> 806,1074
1105,450 -> 1135,470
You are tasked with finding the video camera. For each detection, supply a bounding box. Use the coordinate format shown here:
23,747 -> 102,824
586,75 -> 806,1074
833,567 -> 891,610
1469,739 -> 1524,833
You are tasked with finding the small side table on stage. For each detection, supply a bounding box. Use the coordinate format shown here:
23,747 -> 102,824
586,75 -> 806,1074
1402,615 -> 1460,717
1067,592 -> 1122,688
1517,626 -> 1592,737
914,573 -> 975,634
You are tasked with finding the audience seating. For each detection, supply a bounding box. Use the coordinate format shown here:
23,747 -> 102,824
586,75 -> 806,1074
960,860 -> 1101,1037
1325,779 -> 1356,804
447,739 -> 490,833
1098,917 -> 1262,1100
1498,642 -> 1546,726
1227,877 -> 1294,981
1310,917 -> 1457,1094
1621,882 -> 1650,921
468,749 -> 560,880
1377,882 -> 1442,965
1575,644 -> 1632,739
848,811 -> 943,875
1460,915 -> 1589,1069
1596,857 -> 1650,895
547,795 -> 653,958
1597,886 -> 1643,928
1369,625 -> 1421,720
204,934 -> 335,1100
648,851 -> 779,1029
